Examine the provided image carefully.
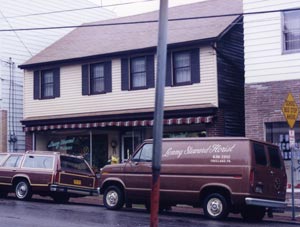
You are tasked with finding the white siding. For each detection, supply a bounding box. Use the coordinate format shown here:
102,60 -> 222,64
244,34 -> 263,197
24,46 -> 218,119
243,0 -> 300,83
0,0 -> 115,151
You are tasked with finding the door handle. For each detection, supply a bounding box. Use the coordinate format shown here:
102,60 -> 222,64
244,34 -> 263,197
270,170 -> 274,175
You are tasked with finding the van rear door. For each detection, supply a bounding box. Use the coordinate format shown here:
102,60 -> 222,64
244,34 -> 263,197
252,143 -> 286,200
266,146 -> 286,200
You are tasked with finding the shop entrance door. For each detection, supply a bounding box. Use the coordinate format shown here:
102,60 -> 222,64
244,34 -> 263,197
121,131 -> 142,162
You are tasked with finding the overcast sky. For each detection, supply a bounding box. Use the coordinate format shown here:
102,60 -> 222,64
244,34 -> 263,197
89,0 -> 206,17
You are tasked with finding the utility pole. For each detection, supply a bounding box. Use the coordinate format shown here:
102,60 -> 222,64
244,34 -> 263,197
150,0 -> 168,227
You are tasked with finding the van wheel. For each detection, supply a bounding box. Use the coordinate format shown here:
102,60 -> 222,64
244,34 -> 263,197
241,206 -> 265,221
103,186 -> 124,210
15,180 -> 32,201
203,193 -> 229,220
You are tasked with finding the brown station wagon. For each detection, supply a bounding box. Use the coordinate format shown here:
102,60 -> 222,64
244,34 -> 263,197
99,137 -> 287,221
0,151 -> 99,203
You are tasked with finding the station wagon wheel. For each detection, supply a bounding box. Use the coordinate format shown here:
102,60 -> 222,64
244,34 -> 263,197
103,186 -> 124,210
203,193 -> 229,220
15,180 -> 32,201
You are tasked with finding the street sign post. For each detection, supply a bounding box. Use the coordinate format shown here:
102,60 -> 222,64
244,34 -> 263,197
282,92 -> 298,221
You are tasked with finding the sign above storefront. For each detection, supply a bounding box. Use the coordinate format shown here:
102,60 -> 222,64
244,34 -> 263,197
282,93 -> 298,129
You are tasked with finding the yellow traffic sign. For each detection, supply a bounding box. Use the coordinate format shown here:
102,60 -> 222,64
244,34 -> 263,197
282,93 -> 298,129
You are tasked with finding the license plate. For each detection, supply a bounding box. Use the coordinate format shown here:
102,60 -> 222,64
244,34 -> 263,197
73,179 -> 81,185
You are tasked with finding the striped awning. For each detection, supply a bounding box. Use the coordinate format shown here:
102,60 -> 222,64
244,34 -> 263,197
24,115 -> 214,132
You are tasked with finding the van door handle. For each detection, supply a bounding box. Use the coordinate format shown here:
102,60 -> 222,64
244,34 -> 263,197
270,170 -> 274,175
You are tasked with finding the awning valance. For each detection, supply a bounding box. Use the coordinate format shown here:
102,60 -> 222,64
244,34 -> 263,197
24,115 -> 214,132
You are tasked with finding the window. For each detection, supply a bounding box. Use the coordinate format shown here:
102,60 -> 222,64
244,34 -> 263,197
91,63 -> 105,94
41,70 -> 54,98
34,68 -> 60,100
283,10 -> 300,52
130,57 -> 147,89
253,143 -> 267,166
3,155 -> 22,168
82,61 -> 112,95
121,55 -> 154,90
132,144 -> 153,162
166,48 -> 200,87
60,156 -> 92,174
173,51 -> 191,85
268,147 -> 282,169
23,155 -> 54,169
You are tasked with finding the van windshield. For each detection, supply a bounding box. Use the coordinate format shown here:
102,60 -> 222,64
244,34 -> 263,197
132,144 -> 153,162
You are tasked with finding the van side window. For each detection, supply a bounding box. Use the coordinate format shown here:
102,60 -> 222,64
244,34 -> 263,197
132,144 -> 153,162
253,143 -> 267,166
268,147 -> 282,169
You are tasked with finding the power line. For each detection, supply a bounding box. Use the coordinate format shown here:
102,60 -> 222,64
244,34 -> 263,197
0,7 -> 299,33
1,0 -> 155,19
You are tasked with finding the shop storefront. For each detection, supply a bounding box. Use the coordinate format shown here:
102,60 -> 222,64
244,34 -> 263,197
25,116 -> 213,171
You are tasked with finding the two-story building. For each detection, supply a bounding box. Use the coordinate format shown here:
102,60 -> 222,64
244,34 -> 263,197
0,0 -> 114,152
19,0 -> 244,169
243,0 -> 300,188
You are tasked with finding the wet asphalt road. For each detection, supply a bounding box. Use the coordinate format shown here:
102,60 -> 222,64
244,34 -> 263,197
0,197 -> 298,227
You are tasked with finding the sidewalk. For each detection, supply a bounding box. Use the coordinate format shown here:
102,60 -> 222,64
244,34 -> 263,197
70,195 -> 300,225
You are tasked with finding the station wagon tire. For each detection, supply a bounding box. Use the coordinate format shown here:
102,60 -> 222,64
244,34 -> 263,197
15,180 -> 32,201
203,193 -> 229,220
103,186 -> 124,210
241,205 -> 265,221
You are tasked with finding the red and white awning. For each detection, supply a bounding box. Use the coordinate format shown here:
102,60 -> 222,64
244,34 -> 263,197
24,116 -> 214,132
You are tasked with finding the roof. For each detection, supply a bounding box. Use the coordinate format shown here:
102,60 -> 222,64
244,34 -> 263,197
20,0 -> 242,68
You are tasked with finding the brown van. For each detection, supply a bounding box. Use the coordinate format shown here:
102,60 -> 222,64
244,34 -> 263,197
99,137 -> 287,221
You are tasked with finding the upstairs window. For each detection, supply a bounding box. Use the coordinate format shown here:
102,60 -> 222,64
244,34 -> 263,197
82,61 -> 112,95
166,48 -> 200,87
41,70 -> 54,98
131,57 -> 147,89
91,63 -> 105,94
283,10 -> 300,52
173,51 -> 192,85
34,68 -> 60,100
121,54 -> 154,90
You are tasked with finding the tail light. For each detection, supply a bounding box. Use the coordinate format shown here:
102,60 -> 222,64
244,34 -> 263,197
249,168 -> 255,187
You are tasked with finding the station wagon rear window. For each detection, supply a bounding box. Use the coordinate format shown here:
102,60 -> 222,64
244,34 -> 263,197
0,154 -> 7,164
60,156 -> 92,174
23,155 -> 54,169
253,143 -> 267,166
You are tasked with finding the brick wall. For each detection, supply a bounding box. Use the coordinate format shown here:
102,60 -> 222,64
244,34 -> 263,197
25,132 -> 33,151
0,110 -> 7,152
245,79 -> 300,140
207,109 -> 225,136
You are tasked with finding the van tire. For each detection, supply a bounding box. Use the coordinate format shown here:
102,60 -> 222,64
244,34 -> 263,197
241,206 -> 265,221
203,193 -> 229,220
103,186 -> 124,210
15,180 -> 32,201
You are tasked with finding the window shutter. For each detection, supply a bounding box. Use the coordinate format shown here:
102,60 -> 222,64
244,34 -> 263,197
165,52 -> 172,86
146,55 -> 155,88
82,64 -> 89,95
53,68 -> 60,97
33,70 -> 40,100
191,48 -> 200,84
121,58 -> 129,90
104,61 -> 112,93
